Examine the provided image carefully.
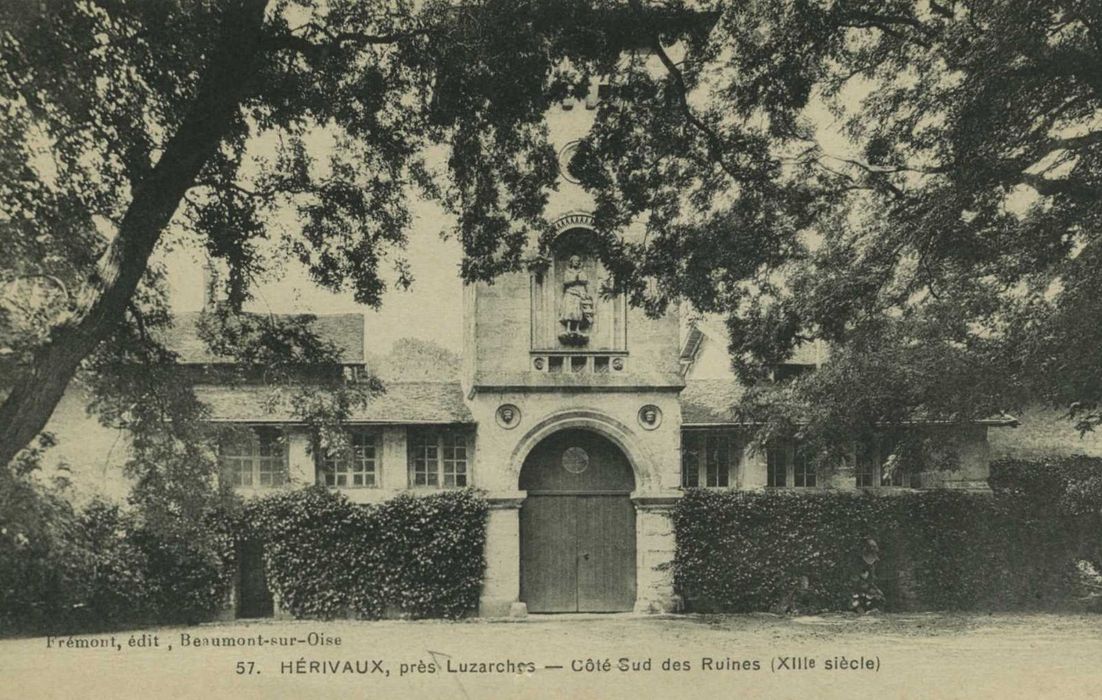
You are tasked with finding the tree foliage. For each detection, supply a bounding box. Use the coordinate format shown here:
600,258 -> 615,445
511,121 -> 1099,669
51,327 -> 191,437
0,0 -> 636,473
565,0 -> 1102,459
4,0 -> 1102,479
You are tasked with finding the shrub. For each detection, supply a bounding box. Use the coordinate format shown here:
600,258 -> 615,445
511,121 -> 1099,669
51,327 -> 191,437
246,486 -> 488,620
374,490 -> 489,618
129,519 -> 234,625
0,476 -> 235,635
673,490 -> 897,612
0,477 -> 85,633
672,478 -> 1102,614
68,501 -> 150,628
0,484 -> 154,634
2,481 -> 489,634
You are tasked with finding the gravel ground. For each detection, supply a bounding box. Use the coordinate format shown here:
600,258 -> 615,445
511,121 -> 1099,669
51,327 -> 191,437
3,612 -> 1101,699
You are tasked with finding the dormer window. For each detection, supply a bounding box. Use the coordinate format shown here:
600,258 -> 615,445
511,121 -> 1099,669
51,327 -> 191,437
770,364 -> 816,382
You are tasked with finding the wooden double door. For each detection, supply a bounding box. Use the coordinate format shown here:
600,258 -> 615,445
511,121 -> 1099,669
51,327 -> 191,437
519,429 -> 636,613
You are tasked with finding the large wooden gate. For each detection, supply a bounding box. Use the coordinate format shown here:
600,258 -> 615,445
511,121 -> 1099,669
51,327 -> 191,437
519,429 -> 636,613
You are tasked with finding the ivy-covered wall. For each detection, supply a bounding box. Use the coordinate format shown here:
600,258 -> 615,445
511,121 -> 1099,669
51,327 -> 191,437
672,457 -> 1102,613
242,487 -> 489,620
1,484 -> 488,636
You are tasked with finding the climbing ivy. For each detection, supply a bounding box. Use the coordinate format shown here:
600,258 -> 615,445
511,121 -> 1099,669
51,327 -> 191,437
245,487 -> 488,620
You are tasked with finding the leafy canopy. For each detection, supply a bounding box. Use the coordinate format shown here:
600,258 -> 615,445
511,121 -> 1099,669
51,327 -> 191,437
566,0 -> 1102,461
3,0 -> 1102,481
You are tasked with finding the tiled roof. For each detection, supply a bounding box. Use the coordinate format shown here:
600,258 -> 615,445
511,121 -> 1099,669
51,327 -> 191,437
162,311 -> 365,364
680,379 -> 1018,427
195,381 -> 473,424
680,317 -> 828,368
680,379 -> 747,425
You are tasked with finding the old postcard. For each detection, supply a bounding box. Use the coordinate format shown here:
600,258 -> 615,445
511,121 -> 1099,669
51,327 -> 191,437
2,1 -> 1101,698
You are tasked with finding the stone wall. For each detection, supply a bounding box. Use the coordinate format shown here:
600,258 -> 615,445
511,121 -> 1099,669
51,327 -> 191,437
467,271 -> 683,387
39,382 -> 133,504
633,499 -> 681,613
989,406 -> 1102,459
466,389 -> 683,493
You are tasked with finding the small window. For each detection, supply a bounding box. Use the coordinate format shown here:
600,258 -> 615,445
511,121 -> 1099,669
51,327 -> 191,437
319,430 -> 379,488
793,452 -> 817,488
705,437 -> 731,487
409,428 -> 470,488
681,431 -> 737,488
681,447 -> 700,488
855,442 -> 877,488
221,427 -> 288,488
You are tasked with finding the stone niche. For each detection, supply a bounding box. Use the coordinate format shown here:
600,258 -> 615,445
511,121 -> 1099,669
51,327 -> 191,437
530,227 -> 626,353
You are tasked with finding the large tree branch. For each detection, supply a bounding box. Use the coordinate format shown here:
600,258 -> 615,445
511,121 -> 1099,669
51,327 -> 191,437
1019,172 -> 1102,199
626,0 -> 756,183
0,0 -> 271,472
837,9 -> 935,48
260,22 -> 433,60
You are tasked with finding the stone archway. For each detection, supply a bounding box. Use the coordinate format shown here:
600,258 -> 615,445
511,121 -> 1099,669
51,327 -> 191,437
509,408 -> 657,492
518,428 -> 637,613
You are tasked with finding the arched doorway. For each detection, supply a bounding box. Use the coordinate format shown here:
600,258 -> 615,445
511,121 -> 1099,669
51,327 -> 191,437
519,428 -> 636,612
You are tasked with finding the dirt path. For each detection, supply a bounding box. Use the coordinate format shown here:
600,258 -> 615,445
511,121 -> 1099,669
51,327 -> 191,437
3,613 -> 1101,699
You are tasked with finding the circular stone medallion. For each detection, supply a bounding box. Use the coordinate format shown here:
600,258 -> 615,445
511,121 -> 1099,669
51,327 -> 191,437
562,446 -> 590,474
495,403 -> 521,429
638,404 -> 663,430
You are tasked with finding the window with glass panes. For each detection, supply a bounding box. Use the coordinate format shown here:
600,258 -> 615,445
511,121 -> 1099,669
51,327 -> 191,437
766,446 -> 787,488
221,427 -> 288,487
680,431 -> 737,488
319,430 -> 379,487
856,435 -> 906,488
767,443 -> 818,488
408,428 -> 469,488
793,451 -> 817,487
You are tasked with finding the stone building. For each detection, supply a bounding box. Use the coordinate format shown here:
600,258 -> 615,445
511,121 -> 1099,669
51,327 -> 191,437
47,84 -> 1022,623
38,30 -> 1047,621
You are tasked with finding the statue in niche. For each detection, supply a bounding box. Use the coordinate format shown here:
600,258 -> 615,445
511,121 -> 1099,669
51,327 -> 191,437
558,254 -> 594,346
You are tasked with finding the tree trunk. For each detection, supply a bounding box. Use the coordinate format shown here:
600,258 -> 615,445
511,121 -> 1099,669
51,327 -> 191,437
0,0 -> 270,471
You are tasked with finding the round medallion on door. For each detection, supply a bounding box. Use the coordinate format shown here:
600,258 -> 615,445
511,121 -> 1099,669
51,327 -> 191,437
562,446 -> 590,474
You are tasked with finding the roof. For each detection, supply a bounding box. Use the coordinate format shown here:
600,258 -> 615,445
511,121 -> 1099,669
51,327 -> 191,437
163,311 -> 364,365
195,381 -> 473,424
681,379 -> 747,425
680,378 -> 1019,428
679,318 -> 829,379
